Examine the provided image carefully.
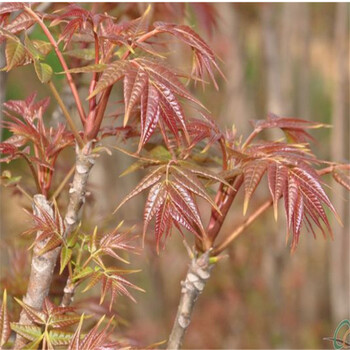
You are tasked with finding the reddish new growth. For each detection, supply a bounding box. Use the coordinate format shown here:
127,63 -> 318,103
0,2 -> 349,350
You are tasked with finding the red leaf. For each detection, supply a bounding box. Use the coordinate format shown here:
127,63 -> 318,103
138,84 -> 160,152
123,66 -> 148,126
253,113 -> 328,143
154,200 -> 171,251
242,160 -> 268,214
267,162 -> 288,220
0,3 -> 25,15
89,61 -> 128,99
143,182 -> 166,236
4,11 -> 35,33
170,181 -> 204,233
153,22 -> 223,89
114,165 -> 165,212
156,82 -> 189,143
137,58 -> 203,107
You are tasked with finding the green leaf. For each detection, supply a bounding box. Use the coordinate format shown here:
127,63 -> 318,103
72,266 -> 94,281
64,48 -> 95,60
0,290 -> 11,346
0,28 -> 20,43
5,39 -> 26,71
67,222 -> 81,248
49,314 -> 82,329
24,34 -> 44,60
21,334 -> 44,350
82,271 -> 102,293
57,63 -> 107,75
10,323 -> 42,341
34,61 -> 53,84
120,160 -> 147,177
89,226 -> 98,253
48,330 -> 74,345
32,40 -> 52,56
148,145 -> 172,161
60,247 -> 72,274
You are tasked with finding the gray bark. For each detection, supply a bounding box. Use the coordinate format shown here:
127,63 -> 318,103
167,250 -> 213,350
15,142 -> 95,349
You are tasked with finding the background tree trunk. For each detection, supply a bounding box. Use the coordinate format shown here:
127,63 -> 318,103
329,2 -> 350,324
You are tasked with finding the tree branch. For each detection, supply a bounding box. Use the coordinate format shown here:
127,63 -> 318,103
213,199 -> 273,255
49,81 -> 84,148
207,175 -> 244,244
60,276 -> 76,307
14,142 -> 95,349
167,250 -> 213,350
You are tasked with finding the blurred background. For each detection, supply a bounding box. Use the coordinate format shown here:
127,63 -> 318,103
0,3 -> 349,349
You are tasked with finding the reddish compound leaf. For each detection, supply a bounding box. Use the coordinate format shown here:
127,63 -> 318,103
4,11 -> 36,34
67,314 -> 84,350
153,22 -> 224,89
242,160 -> 269,215
286,175 -> 299,229
143,182 -> 166,236
0,2 -> 25,15
267,162 -> 288,220
126,4 -> 151,38
228,119 -> 341,251
137,58 -> 203,107
170,181 -> 204,232
155,82 -> 189,143
252,113 -> 328,143
88,60 -> 128,99
138,84 -> 160,152
72,316 -> 120,350
154,200 -> 171,251
123,66 -> 148,126
117,161 -> 225,250
114,165 -> 165,213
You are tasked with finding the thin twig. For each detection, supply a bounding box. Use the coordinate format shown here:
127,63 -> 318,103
206,175 -> 244,244
49,82 -> 84,148
213,199 -> 273,255
50,164 -> 75,201
21,153 -> 41,193
15,184 -> 32,201
241,127 -> 262,149
318,163 -> 350,176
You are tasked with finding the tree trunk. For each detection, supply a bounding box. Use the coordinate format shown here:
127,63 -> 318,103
167,250 -> 213,350
329,2 -> 350,324
217,3 -> 253,137
15,143 -> 95,348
